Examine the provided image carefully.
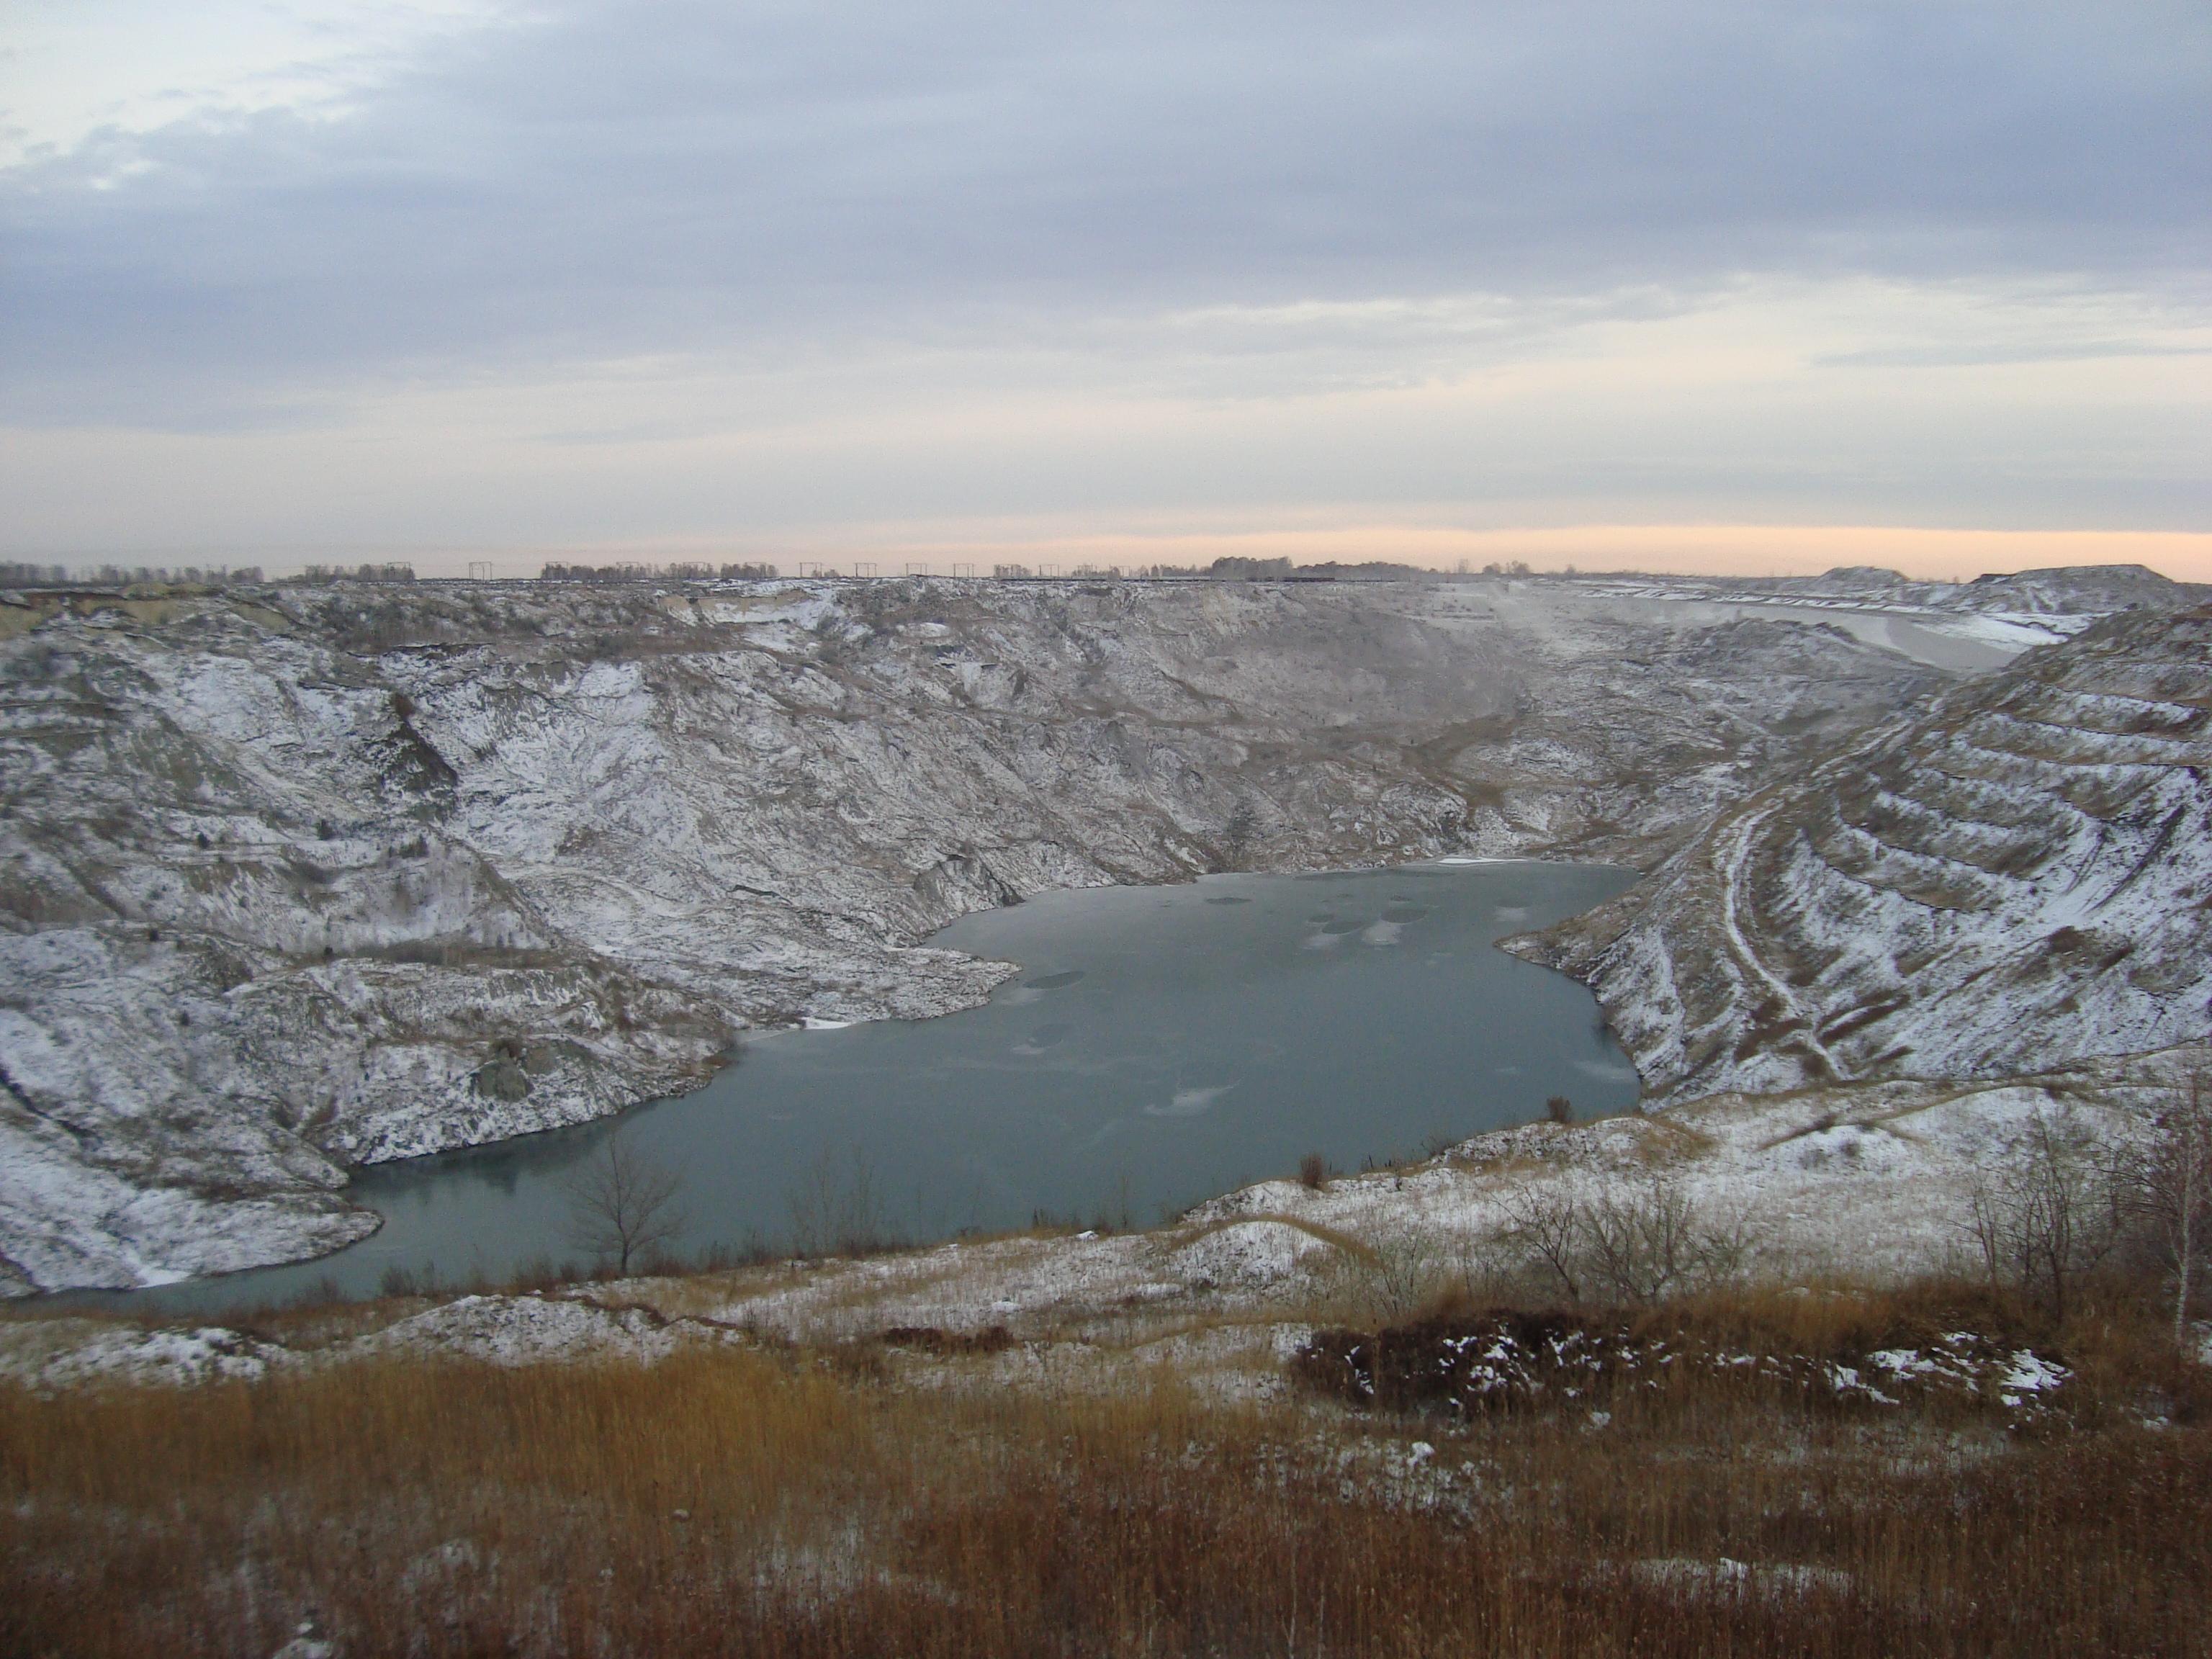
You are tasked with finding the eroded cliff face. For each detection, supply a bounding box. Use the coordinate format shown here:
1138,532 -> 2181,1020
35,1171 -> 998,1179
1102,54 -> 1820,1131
1525,607 -> 2212,1104
0,575 -> 1964,1290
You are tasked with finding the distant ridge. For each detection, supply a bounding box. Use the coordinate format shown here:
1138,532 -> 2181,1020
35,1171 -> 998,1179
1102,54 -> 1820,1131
1954,564 -> 2189,615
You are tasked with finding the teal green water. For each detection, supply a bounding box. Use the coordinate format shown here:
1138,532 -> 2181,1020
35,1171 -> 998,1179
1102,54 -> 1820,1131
112,859 -> 1638,1313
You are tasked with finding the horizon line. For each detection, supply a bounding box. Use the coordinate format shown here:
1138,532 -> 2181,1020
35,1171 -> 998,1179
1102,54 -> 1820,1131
15,523 -> 2211,586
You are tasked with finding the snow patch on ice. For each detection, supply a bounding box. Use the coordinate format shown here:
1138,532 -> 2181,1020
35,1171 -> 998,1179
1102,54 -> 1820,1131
1147,1084 -> 1235,1118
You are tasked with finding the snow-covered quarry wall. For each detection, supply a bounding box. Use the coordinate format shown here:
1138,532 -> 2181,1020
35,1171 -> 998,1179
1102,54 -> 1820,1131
0,570 -> 2189,1292
1527,605 -> 2212,1102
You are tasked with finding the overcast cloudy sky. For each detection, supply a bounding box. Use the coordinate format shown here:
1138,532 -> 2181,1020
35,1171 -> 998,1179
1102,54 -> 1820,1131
2,1 -> 2207,577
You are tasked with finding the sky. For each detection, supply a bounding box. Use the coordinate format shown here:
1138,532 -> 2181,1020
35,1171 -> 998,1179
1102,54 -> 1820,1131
1,1 -> 2207,580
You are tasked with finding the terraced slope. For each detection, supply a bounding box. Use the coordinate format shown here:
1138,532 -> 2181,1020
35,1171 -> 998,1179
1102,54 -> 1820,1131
1527,607 -> 2212,1102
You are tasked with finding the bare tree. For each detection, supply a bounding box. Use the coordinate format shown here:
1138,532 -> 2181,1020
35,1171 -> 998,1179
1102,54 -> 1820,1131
2134,1069 -> 2212,1352
1965,1107 -> 2127,1323
1499,1185 -> 1584,1303
561,1133 -> 688,1276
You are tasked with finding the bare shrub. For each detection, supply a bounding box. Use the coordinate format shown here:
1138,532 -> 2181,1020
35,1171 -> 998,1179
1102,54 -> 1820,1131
1337,1231 -> 1454,1324
560,1133 -> 688,1277
788,1146 -> 893,1258
1318,1226 -> 1510,1326
377,1263 -> 441,1300
1298,1152 -> 1329,1191
1218,802 -> 1260,871
1500,1185 -> 1585,1303
1545,1094 -> 1575,1125
1585,1177 -> 1756,1306
1499,1177 -> 1755,1308
1327,1230 -> 1503,1336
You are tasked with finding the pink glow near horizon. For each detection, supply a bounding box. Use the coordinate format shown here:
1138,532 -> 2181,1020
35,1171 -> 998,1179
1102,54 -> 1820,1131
362,526 -> 2212,586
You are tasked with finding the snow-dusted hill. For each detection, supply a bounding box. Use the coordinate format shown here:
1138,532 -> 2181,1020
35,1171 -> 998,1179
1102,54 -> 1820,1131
1524,605 -> 2212,1102
0,575 -> 1961,1291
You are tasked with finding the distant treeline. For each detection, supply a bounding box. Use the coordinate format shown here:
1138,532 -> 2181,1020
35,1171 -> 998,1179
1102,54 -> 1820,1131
992,557 -> 1519,582
296,562 -> 415,584
533,554 -> 1540,584
0,562 -> 269,590
540,561 -> 780,582
1,554 -> 1563,593
1172,557 -> 1537,581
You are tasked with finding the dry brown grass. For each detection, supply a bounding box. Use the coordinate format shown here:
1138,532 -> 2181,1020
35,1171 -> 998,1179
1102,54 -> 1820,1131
4,1277 -> 2210,1658
1174,1210 -> 1381,1263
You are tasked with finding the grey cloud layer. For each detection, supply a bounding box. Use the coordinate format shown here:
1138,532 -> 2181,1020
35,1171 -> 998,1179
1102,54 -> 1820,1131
4,1 -> 2207,426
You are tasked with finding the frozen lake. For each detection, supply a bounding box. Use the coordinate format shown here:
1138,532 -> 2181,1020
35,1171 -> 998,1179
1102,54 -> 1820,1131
118,858 -> 1639,1311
